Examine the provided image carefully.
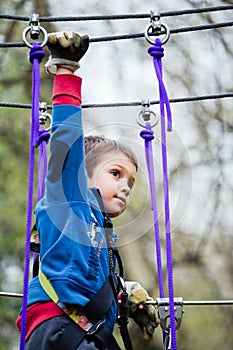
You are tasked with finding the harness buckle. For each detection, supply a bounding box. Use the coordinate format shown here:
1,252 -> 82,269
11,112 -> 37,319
87,319 -> 105,336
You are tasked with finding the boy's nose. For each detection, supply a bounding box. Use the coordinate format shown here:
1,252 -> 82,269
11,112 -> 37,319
118,179 -> 130,196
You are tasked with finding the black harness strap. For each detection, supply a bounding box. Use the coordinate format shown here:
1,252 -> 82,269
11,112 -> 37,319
57,317 -> 122,350
84,272 -> 118,323
56,319 -> 87,349
90,188 -> 133,350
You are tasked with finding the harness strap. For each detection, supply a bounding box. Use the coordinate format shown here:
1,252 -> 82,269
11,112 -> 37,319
38,270 -> 121,350
83,271 -> 118,323
56,319 -> 88,349
57,318 -> 121,350
91,188 -> 124,278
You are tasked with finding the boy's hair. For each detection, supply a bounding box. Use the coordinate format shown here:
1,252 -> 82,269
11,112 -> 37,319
84,135 -> 138,177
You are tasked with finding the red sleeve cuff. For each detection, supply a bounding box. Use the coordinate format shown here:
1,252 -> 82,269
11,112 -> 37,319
53,74 -> 82,106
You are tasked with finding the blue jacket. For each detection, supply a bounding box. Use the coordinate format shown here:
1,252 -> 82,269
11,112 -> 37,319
27,104 -> 117,332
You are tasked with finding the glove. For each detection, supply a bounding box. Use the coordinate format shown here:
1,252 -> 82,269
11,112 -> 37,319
126,281 -> 159,340
45,31 -> 89,75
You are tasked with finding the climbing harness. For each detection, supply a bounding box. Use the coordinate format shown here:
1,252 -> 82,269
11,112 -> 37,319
139,12 -> 182,350
38,269 -> 122,350
91,188 -> 133,350
32,187 -> 132,350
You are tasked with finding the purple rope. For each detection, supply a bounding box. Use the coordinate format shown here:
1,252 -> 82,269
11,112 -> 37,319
37,127 -> 50,202
32,127 -> 50,275
19,43 -> 44,350
140,124 -> 164,298
148,39 -> 176,349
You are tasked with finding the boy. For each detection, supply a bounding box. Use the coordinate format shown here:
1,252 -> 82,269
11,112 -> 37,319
17,32 -> 159,349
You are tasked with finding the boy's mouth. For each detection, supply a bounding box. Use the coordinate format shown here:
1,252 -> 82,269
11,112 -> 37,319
116,196 -> 126,206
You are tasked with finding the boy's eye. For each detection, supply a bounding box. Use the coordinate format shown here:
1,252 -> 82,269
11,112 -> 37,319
111,170 -> 119,177
127,180 -> 134,190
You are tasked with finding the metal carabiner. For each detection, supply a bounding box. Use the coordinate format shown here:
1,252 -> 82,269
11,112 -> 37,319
145,10 -> 170,45
22,13 -> 48,48
137,99 -> 159,128
39,102 -> 52,131
157,297 -> 184,332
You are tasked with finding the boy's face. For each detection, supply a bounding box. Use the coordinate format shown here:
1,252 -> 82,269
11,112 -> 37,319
88,151 -> 136,218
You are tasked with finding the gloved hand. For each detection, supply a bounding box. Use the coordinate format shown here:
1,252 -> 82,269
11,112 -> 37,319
126,281 -> 159,340
45,31 -> 89,75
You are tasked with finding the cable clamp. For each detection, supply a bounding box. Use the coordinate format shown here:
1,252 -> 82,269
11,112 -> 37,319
157,297 -> 184,332
22,13 -> 48,48
145,10 -> 170,45
39,102 -> 52,131
29,14 -> 41,40
137,99 -> 159,128
150,10 -> 162,35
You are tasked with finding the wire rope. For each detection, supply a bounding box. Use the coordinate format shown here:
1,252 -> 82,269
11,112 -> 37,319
0,5 -> 233,22
1,291 -> 233,307
0,19 -> 233,48
0,92 -> 232,111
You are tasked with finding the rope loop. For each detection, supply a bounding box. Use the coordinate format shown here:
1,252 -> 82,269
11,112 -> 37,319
38,127 -> 50,145
140,123 -> 154,141
148,38 -> 164,59
29,42 -> 45,64
148,38 -> 172,132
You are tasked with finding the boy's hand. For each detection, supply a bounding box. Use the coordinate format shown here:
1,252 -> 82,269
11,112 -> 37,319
126,281 -> 160,340
47,31 -> 89,61
45,31 -> 89,75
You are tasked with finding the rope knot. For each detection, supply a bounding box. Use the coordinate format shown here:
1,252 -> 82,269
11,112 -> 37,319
38,127 -> 50,145
148,38 -> 164,59
29,43 -> 45,64
140,127 -> 154,141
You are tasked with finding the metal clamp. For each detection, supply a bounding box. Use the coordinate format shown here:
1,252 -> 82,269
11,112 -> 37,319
137,99 -> 159,128
145,10 -> 170,45
22,13 -> 48,48
39,102 -> 52,131
157,297 -> 184,331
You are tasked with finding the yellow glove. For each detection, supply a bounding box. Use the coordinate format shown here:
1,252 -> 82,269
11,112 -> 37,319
45,31 -> 89,75
126,281 -> 159,340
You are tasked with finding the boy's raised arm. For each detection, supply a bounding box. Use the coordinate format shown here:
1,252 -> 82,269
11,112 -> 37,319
44,32 -> 90,204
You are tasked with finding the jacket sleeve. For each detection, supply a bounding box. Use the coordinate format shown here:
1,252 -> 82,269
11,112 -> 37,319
45,74 -> 88,204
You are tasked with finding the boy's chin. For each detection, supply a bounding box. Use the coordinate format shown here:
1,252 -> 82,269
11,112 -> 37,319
108,208 -> 125,218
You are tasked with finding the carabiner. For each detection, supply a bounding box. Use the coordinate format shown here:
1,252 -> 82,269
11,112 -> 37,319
137,100 -> 159,128
22,13 -> 48,48
39,102 -> 52,131
145,10 -> 170,45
